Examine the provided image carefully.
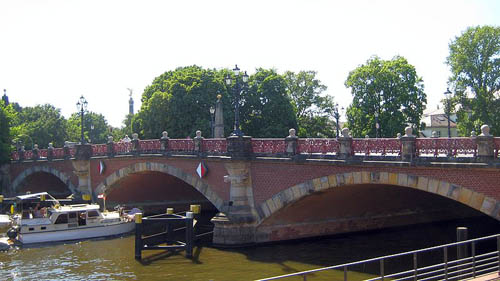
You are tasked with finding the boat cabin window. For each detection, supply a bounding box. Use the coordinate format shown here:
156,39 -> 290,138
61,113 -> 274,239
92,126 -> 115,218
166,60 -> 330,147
88,210 -> 99,218
68,212 -> 77,220
55,214 -> 68,224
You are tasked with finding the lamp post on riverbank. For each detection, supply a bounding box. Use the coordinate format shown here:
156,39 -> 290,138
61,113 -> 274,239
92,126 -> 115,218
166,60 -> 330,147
76,96 -> 88,144
225,65 -> 249,137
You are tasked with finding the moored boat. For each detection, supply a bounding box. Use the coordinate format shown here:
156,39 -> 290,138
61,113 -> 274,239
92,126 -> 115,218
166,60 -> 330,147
6,192 -> 137,244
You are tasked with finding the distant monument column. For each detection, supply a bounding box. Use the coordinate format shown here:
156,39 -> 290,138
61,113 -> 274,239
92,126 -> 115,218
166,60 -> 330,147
127,88 -> 134,115
214,94 -> 224,138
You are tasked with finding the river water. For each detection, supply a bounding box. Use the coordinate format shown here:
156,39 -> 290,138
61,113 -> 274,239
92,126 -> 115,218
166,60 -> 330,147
0,216 -> 499,281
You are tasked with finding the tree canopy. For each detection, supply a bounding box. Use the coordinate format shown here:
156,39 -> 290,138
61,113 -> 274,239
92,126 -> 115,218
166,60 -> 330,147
446,25 -> 500,136
345,56 -> 426,138
12,104 -> 68,149
67,112 -> 110,144
0,101 -> 11,164
132,66 -> 298,139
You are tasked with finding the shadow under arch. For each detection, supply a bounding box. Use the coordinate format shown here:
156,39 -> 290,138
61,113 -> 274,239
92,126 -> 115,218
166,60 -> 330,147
256,171 -> 500,225
94,162 -> 224,211
10,165 -> 77,196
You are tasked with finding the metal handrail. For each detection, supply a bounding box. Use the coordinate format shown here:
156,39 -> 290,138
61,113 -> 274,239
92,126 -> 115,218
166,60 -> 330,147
256,233 -> 500,281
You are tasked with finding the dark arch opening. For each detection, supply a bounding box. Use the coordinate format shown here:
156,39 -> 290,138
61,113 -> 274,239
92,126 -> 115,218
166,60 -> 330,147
16,172 -> 72,198
105,171 -> 217,215
259,184 -> 489,240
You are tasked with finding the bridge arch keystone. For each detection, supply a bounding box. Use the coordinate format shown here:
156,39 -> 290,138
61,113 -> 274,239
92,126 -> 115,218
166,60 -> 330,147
257,171 -> 500,223
94,162 -> 224,211
11,165 -> 77,195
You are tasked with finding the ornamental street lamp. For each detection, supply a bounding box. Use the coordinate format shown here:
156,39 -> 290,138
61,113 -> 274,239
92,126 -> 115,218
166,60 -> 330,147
444,88 -> 453,138
333,103 -> 344,138
209,106 -> 215,138
76,95 -> 88,144
225,65 -> 249,137
375,111 -> 380,138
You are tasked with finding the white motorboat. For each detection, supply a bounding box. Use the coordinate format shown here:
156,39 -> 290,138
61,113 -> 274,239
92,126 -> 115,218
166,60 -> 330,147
6,192 -> 137,244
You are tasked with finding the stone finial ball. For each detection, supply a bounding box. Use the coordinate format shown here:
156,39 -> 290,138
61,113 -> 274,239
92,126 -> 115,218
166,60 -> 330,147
480,125 -> 490,136
341,128 -> 350,138
397,133 -> 401,138
404,126 -> 413,137
196,130 -> 202,137
288,128 -> 296,137
471,131 -> 477,137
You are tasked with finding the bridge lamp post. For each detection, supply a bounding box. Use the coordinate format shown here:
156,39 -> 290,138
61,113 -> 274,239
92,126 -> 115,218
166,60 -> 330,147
375,111 -> 380,138
333,103 -> 344,138
444,88 -> 453,138
225,65 -> 249,137
76,95 -> 88,144
209,106 -> 215,138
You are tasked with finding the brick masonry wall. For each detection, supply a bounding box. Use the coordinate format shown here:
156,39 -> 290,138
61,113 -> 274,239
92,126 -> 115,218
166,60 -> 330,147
250,161 -> 500,206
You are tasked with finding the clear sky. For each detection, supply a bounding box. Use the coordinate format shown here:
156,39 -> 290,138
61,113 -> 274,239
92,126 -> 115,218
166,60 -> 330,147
1,0 -> 499,128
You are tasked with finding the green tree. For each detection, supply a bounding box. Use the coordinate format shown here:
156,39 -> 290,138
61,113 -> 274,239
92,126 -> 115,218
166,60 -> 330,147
12,104 -> 68,148
241,68 -> 297,137
345,56 -> 426,138
0,101 -> 11,164
284,71 -> 336,137
67,112 -> 109,144
133,66 -> 227,139
446,25 -> 500,136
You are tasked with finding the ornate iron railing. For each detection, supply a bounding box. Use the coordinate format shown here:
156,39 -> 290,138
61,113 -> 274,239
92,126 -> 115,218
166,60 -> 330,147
9,137 -> 500,162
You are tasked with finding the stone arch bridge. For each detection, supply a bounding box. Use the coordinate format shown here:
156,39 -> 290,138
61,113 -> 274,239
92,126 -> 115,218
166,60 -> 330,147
3,133 -> 500,245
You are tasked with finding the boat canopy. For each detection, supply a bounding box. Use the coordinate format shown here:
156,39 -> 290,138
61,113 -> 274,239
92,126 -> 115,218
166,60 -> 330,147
16,192 -> 59,203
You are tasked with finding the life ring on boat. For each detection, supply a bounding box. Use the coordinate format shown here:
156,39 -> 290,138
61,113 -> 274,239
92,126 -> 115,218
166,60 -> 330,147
54,204 -> 61,209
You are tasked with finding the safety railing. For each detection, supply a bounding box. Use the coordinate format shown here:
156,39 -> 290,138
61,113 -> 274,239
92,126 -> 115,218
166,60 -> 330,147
256,233 -> 500,281
10,137 -> 500,162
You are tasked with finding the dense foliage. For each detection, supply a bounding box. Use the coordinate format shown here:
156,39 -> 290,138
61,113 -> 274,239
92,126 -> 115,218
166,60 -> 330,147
446,25 -> 500,136
0,101 -> 11,164
344,56 -> 426,138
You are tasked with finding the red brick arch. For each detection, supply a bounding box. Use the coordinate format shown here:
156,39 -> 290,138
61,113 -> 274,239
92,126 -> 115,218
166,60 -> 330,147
256,171 -> 500,224
10,165 -> 77,195
94,162 -> 224,211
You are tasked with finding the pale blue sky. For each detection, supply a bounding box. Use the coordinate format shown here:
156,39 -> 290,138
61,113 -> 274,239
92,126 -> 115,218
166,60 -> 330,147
1,0 -> 499,128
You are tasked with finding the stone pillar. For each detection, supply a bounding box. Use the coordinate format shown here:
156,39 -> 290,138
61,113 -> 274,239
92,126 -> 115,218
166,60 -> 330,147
160,131 -> 170,155
0,164 -> 11,196
338,128 -> 353,159
71,159 -> 92,200
400,126 -> 417,161
214,94 -> 224,138
194,130 -> 204,156
227,135 -> 253,160
32,144 -> 40,161
106,136 -> 115,158
285,128 -> 298,156
212,161 -> 259,245
47,143 -> 54,161
18,146 -> 25,162
63,142 -> 71,160
131,133 -> 140,156
75,144 -> 92,160
476,125 -> 495,161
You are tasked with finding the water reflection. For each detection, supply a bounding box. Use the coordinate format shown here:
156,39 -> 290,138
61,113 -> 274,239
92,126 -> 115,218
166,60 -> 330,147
0,217 -> 498,281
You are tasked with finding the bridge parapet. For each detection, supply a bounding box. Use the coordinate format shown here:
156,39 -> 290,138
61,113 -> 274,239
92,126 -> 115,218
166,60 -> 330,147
9,131 -> 500,163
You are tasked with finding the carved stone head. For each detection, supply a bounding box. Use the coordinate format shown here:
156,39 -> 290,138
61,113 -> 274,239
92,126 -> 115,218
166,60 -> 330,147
132,133 -> 139,140
196,130 -> 202,138
341,128 -> 350,138
404,126 -> 414,137
288,128 -> 296,137
162,131 -> 168,138
480,125 -> 491,136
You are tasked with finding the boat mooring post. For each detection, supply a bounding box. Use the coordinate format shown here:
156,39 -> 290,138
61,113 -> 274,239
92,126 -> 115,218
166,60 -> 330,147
135,213 -> 143,261
185,211 -> 194,258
